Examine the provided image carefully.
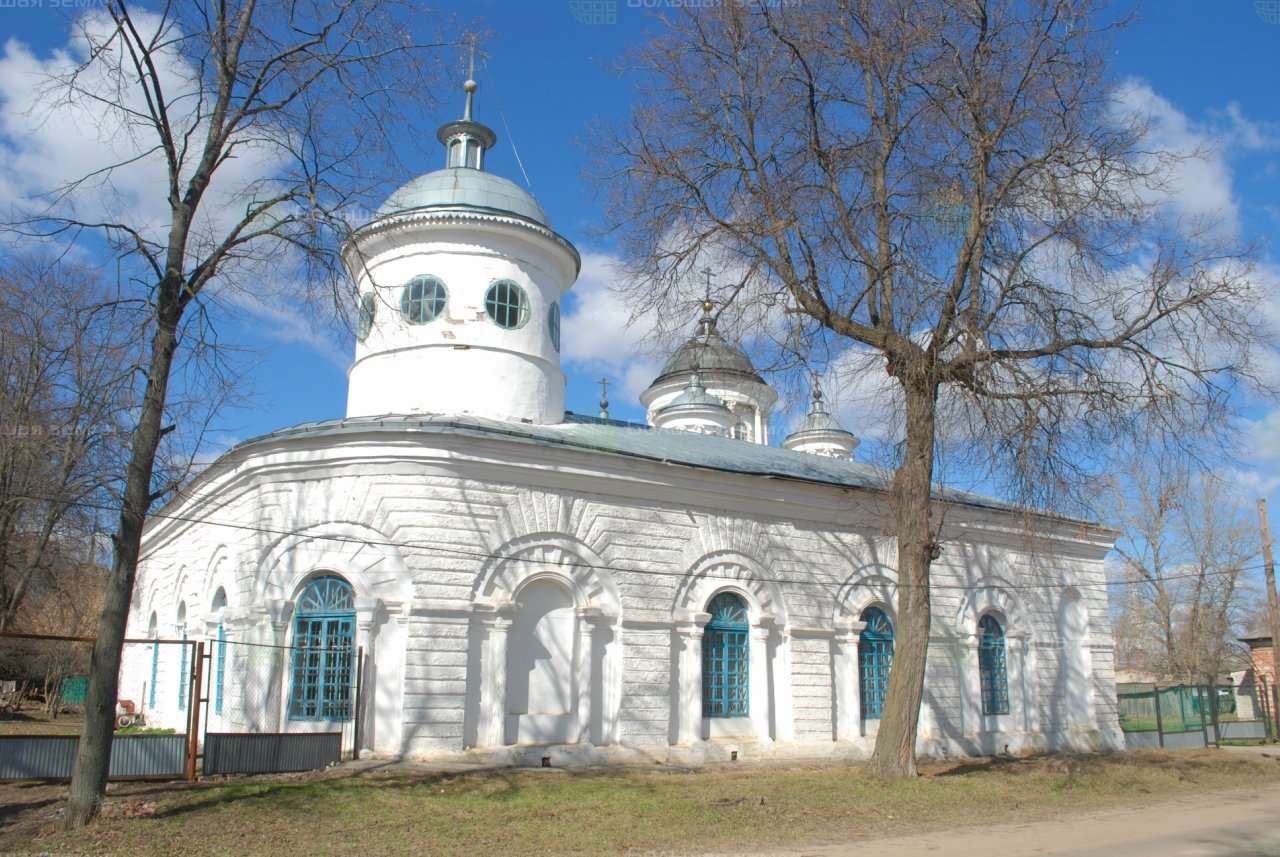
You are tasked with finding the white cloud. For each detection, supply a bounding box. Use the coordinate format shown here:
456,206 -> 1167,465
1111,80 -> 1240,238
1252,409 -> 1280,460
561,251 -> 663,401
0,15 -> 333,360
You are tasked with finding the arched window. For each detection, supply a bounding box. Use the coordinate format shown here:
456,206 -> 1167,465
979,614 -> 1010,715
357,292 -> 376,341
859,606 -> 894,719
484,280 -> 530,329
147,612 -> 158,708
176,602 -> 188,711
702,592 -> 749,718
400,275 -> 448,324
547,301 -> 561,352
211,588 -> 227,716
288,576 -> 355,721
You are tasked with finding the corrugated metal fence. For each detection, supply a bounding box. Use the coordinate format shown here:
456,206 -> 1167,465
0,734 -> 186,781
203,733 -> 342,775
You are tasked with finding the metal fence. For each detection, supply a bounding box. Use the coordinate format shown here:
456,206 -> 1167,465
0,631 -> 361,781
1116,683 -> 1268,750
0,636 -> 195,780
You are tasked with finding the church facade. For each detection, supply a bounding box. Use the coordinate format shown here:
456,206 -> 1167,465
123,78 -> 1124,764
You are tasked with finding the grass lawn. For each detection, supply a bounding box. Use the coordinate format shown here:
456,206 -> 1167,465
3,750 -> 1279,857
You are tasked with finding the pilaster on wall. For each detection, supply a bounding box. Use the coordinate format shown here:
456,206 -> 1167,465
832,620 -> 865,741
674,611 -> 710,745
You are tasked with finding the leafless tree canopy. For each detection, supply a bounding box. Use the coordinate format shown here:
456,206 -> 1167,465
1,0 -> 455,825
1111,461 -> 1259,685
603,0 -> 1271,775
0,257 -> 134,634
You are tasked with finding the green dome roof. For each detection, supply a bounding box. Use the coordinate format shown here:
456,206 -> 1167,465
377,168 -> 548,226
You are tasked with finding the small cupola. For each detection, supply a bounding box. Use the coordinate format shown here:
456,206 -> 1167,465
437,50 -> 497,170
783,387 -> 858,459
652,374 -> 736,437
639,285 -> 778,443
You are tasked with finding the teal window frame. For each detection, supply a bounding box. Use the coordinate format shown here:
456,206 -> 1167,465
148,613 -> 158,708
859,606 -> 894,719
400,275 -> 448,324
979,614 -> 1010,716
357,292 -> 376,341
215,621 -> 226,716
288,576 -> 356,722
702,592 -> 749,718
176,605 -> 188,711
484,280 -> 530,330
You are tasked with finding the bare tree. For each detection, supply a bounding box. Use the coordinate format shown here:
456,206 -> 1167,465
0,257 -> 134,635
6,0 -> 451,825
602,1 -> 1270,776
1111,460 -> 1259,686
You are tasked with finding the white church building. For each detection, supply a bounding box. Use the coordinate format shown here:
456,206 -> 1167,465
124,77 -> 1124,764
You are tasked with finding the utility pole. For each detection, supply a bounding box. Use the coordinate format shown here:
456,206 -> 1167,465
1259,499 -> 1279,736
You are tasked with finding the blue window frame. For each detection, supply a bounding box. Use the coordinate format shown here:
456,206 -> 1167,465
289,576 -> 355,721
979,614 -> 1010,715
859,606 -> 894,719
215,622 -> 226,716
401,275 -> 448,324
176,604 -> 188,711
147,613 -> 158,708
211,588 -> 227,716
484,280 -> 530,329
702,592 -> 749,718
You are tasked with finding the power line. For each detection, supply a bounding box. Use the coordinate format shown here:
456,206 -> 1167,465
14,491 -> 1266,595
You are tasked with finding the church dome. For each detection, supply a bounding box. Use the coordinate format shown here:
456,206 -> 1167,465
783,388 -> 858,459
652,374 -> 736,436
654,330 -> 763,384
377,168 -> 549,226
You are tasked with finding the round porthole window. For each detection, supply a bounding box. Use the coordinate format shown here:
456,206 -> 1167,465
484,280 -> 530,330
548,302 -> 561,352
357,292 -> 376,341
401,275 -> 448,324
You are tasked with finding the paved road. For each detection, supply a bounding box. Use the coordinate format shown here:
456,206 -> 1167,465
729,783 -> 1280,857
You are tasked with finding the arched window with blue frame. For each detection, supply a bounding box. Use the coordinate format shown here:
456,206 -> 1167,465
702,592 -> 749,718
859,606 -> 894,719
211,588 -> 227,716
979,614 -> 1010,715
176,602 -> 188,711
147,612 -> 158,708
289,575 -> 356,721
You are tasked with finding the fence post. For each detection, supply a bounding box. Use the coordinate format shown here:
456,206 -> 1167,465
1153,685 -> 1165,748
186,641 -> 204,781
1196,686 -> 1211,748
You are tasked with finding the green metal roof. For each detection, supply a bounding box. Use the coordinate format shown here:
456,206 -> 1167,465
377,168 -> 549,225
206,412 -> 1047,517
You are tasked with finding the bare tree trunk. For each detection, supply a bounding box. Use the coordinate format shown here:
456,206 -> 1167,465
65,299 -> 179,828
873,378 -> 938,778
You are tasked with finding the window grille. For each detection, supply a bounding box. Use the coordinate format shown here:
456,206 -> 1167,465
484,280 -> 530,329
979,614 -> 1011,715
400,275 -> 448,324
548,301 -> 561,351
177,604 -> 187,711
148,612 -> 158,708
215,621 -> 226,716
702,592 -> 749,718
859,606 -> 894,719
357,292 -> 376,341
288,576 -> 355,721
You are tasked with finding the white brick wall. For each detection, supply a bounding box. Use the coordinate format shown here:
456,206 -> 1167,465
125,427 -> 1123,758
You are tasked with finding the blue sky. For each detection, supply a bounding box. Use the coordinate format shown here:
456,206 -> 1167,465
2,0 -> 1278,515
